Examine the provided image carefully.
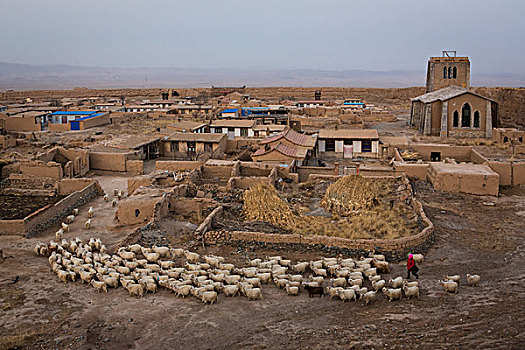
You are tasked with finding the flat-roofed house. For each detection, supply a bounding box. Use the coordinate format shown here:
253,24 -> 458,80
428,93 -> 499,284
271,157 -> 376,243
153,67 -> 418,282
160,132 -> 226,160
210,119 -> 256,139
252,124 -> 287,137
318,129 -> 380,159
220,108 -> 240,118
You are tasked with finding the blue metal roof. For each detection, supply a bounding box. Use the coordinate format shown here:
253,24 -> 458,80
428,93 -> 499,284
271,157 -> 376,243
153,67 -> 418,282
222,109 -> 239,113
343,102 -> 365,105
51,111 -> 98,116
72,112 -> 107,121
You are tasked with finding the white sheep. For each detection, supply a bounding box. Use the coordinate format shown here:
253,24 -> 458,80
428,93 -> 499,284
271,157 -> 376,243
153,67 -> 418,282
72,208 -> 79,216
127,283 -> 144,297
223,285 -> 239,297
389,276 -> 404,288
56,269 -> 69,284
153,246 -> 170,258
103,194 -> 109,202
382,287 -> 402,301
84,219 -> 91,229
65,215 -> 75,224
200,291 -> 218,304
88,207 -> 94,218
337,288 -> 357,302
293,262 -> 309,274
331,277 -> 347,288
403,285 -> 420,299
91,280 -> 108,293
440,280 -> 459,293
445,274 -> 461,283
112,199 -> 118,207
326,286 -> 343,300
113,189 -> 119,196
55,229 -> 64,241
285,285 -> 299,296
184,250 -> 200,263
363,291 -> 377,305
118,250 -> 135,261
245,287 -> 263,301
371,279 -> 386,291
466,274 -> 481,286
61,223 -> 69,232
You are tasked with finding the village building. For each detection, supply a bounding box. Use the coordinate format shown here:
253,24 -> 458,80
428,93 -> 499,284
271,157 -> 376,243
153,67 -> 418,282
167,120 -> 208,133
160,132 -> 226,160
219,108 -> 240,118
166,105 -> 213,115
210,120 -> 256,139
0,111 -> 47,132
317,129 -> 380,159
296,100 -> 326,108
410,86 -> 498,138
49,111 -> 110,131
251,128 -> 317,165
252,124 -> 287,137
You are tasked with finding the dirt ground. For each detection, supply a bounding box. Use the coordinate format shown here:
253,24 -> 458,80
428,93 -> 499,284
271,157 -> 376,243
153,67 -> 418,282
1,169 -> 524,349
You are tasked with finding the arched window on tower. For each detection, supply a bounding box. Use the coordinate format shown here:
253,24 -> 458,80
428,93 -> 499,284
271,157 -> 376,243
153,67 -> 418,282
473,110 -> 480,128
452,67 -> 457,79
461,103 -> 471,127
448,67 -> 452,79
443,67 -> 448,79
453,110 -> 459,127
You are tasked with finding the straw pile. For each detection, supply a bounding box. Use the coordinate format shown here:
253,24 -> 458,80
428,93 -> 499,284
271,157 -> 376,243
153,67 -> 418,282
242,180 -> 420,240
243,183 -> 299,229
320,175 -> 381,215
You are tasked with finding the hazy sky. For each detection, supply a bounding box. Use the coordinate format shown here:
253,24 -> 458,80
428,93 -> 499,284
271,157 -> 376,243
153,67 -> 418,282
2,0 -> 524,74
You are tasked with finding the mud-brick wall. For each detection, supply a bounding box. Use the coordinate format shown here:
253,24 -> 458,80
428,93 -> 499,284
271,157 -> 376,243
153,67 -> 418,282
155,161 -> 204,172
240,163 -> 273,177
296,166 -> 337,182
126,160 -> 144,175
202,164 -> 233,179
393,162 -> 429,180
513,161 -> 525,186
229,176 -> 270,189
25,181 -> 100,237
89,152 -> 128,172
410,144 -> 472,162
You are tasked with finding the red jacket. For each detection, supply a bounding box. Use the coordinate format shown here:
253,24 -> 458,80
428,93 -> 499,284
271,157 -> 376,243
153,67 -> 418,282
407,257 -> 415,270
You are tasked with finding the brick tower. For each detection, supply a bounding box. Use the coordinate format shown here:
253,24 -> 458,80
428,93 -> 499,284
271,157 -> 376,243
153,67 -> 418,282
426,51 -> 470,93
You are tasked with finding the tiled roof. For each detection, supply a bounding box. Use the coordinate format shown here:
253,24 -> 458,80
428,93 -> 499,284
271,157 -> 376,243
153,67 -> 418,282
412,86 -> 496,104
259,129 -> 317,148
252,142 -> 308,159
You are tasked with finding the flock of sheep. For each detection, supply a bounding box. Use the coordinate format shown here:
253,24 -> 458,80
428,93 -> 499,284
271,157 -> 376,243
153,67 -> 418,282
32,192 -> 481,306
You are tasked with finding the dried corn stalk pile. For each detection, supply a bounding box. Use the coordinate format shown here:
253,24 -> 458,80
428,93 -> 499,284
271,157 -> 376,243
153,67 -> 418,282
320,175 -> 381,215
243,183 -> 298,229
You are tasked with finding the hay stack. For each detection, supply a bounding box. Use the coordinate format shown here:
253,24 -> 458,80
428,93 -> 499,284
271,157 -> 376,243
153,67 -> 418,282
243,183 -> 298,229
320,175 -> 380,215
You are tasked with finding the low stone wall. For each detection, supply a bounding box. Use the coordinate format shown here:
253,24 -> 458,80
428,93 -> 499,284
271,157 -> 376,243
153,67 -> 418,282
25,181 -> 100,237
228,176 -> 270,190
155,160 -> 204,172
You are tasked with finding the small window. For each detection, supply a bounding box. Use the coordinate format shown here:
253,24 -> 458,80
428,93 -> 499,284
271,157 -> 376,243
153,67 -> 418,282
461,103 -> 471,128
228,127 -> 234,132
503,136 -> 509,143
135,209 -> 140,217
362,141 -> 372,152
214,127 -> 222,133
170,141 -> 179,152
443,67 -> 448,79
453,67 -> 457,79
204,142 -> 213,153
448,67 -> 452,79
240,128 -> 248,137
453,110 -> 459,127
325,140 -> 335,152
473,111 -> 480,128
187,142 -> 196,152
519,137 -> 523,143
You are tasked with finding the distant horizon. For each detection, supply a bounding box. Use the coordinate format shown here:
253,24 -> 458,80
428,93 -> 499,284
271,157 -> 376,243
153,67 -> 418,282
1,61 -> 523,91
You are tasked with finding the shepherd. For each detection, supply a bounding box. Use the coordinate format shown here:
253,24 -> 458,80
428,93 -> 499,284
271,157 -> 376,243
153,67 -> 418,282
407,253 -> 419,279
